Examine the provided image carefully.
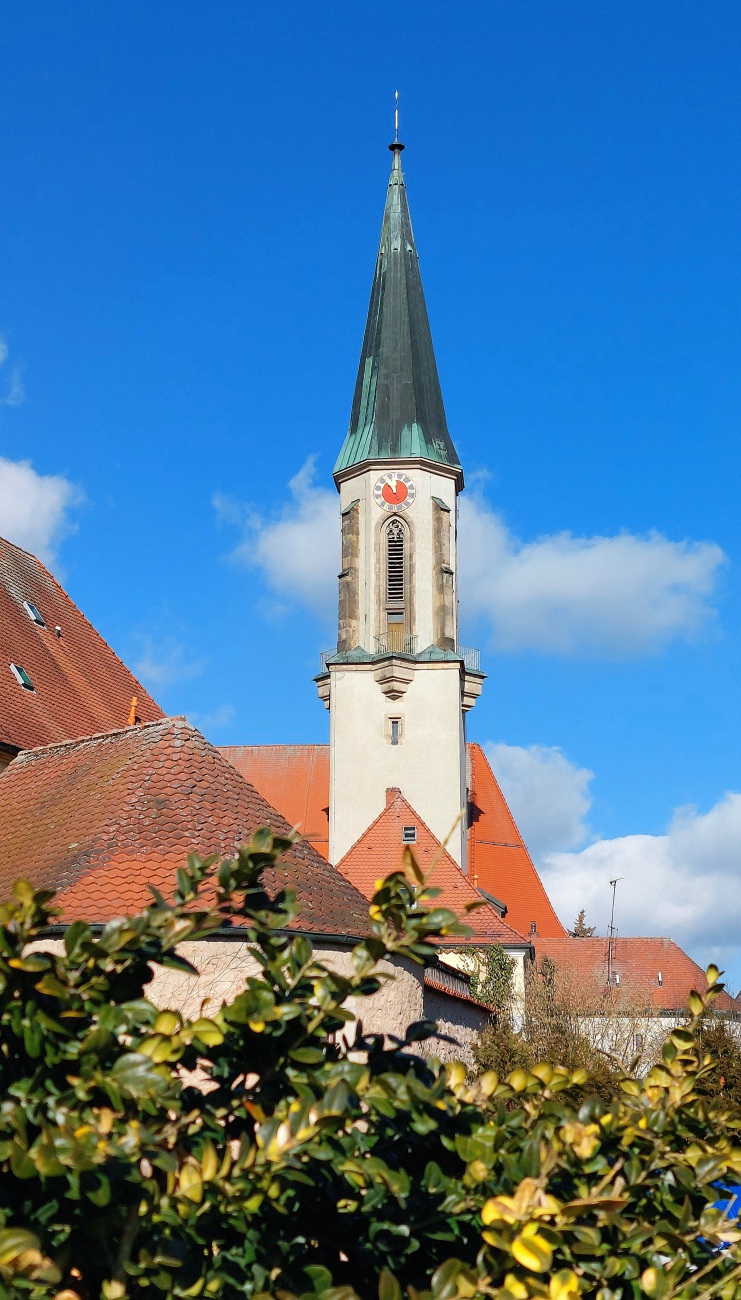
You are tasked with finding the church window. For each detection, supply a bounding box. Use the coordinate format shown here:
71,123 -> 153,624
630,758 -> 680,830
10,663 -> 34,690
386,518 -> 405,604
23,600 -> 45,626
402,825 -> 417,843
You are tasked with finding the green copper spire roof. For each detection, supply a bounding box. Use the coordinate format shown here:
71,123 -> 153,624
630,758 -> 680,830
334,142 -> 462,482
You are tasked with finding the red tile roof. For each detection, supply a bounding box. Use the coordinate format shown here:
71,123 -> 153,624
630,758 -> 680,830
467,744 -> 567,939
0,716 -> 370,937
219,742 -> 566,939
534,936 -> 740,1013
335,788 -> 529,947
0,535 -> 163,752
220,745 -> 330,857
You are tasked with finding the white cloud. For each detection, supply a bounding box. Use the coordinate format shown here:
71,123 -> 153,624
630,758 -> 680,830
0,369 -> 24,408
541,794 -> 741,970
485,741 -> 593,856
214,456 -> 338,621
132,637 -> 205,689
0,336 -> 24,408
459,495 -> 726,657
218,461 -> 726,657
187,704 -> 235,734
485,737 -> 741,973
0,455 -> 82,563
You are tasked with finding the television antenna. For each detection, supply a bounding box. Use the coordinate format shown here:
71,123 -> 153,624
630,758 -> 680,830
607,877 -> 623,986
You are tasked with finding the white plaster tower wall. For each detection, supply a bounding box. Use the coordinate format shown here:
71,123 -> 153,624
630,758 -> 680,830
321,136 -> 484,872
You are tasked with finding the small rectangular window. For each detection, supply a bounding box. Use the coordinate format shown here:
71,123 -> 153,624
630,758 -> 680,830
23,601 -> 45,627
390,719 -> 400,746
10,663 -> 34,691
402,825 -> 417,843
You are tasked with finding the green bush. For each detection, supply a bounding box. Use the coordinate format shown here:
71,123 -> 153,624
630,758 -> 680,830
0,835 -> 740,1300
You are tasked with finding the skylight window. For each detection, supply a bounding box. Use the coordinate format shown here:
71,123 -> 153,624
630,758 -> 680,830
401,825 -> 417,844
10,663 -> 34,691
22,601 -> 45,627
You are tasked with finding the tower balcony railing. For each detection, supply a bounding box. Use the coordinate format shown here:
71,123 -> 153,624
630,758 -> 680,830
457,645 -> 480,672
320,641 -> 479,671
375,632 -> 418,656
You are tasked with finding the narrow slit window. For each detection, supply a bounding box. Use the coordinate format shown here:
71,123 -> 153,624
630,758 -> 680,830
386,518 -> 405,604
23,601 -> 45,627
10,663 -> 34,691
390,719 -> 400,746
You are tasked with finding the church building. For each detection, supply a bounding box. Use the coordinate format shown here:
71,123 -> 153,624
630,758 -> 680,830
0,133 -> 731,1037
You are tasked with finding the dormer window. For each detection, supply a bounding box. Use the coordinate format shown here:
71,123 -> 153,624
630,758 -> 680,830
23,601 -> 45,627
10,663 -> 34,691
402,825 -> 417,843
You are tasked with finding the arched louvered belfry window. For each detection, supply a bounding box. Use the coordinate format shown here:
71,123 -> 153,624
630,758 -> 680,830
385,517 -> 407,651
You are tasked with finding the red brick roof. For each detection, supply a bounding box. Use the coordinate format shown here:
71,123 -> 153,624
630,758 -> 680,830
335,788 -> 529,947
220,745 -> 330,857
220,742 -> 567,939
0,716 -> 370,937
534,936 -> 740,1013
467,744 -> 567,939
0,535 -> 163,752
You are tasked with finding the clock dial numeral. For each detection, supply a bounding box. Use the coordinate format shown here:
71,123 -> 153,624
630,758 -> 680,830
373,472 -> 416,512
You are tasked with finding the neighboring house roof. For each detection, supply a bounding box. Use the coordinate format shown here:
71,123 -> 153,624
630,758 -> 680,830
535,936 -> 741,1013
0,535 -> 163,753
335,787 -> 529,948
333,143 -> 461,482
219,741 -> 564,939
467,744 -> 567,939
0,716 -> 370,938
220,744 -> 330,858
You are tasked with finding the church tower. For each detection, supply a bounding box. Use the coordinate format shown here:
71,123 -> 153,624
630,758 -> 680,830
317,137 -> 484,869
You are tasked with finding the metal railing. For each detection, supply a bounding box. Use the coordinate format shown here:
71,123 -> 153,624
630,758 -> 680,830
457,645 -> 480,672
374,632 -> 418,656
320,640 -> 479,670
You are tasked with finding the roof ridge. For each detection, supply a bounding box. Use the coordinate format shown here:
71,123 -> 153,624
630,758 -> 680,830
218,743 -> 329,751
11,714 -> 189,764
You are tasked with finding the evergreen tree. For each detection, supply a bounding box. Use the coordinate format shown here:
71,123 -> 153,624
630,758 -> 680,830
569,908 -> 596,937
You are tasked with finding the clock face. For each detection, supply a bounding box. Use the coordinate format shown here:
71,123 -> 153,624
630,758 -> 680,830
373,471 -> 416,512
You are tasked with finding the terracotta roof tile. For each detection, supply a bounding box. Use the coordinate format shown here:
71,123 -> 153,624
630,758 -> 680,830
220,742 -> 567,940
467,744 -> 567,938
0,535 -> 163,752
220,745 -> 329,857
335,788 -> 528,947
0,717 -> 369,937
534,936 -> 741,1013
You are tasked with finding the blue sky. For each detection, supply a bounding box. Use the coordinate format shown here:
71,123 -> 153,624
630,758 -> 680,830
2,2 -> 741,975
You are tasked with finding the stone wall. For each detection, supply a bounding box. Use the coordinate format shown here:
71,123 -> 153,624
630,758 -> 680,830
423,986 -> 490,1065
147,938 -> 426,1042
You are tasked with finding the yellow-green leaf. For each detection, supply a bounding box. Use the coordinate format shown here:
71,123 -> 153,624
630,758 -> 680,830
511,1231 -> 552,1273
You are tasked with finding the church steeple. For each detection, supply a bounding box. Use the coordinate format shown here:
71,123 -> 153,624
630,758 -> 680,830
334,141 -> 462,483
321,133 -> 483,875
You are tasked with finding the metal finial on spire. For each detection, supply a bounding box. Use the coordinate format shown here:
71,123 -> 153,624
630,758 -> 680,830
389,88 -> 404,156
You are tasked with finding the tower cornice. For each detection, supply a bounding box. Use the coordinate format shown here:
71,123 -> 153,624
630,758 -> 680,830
333,454 -> 463,493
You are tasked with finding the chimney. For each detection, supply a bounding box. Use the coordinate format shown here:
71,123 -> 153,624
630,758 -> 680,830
386,787 -> 401,807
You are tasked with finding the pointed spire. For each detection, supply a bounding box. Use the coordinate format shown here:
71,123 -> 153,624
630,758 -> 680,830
334,138 -> 462,483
